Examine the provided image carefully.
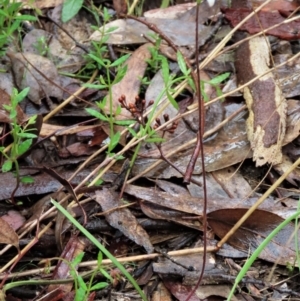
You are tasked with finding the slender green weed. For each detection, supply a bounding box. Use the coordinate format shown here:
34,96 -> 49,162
0,87 -> 37,184
227,208 -> 300,300
0,0 -> 36,56
52,199 -> 148,301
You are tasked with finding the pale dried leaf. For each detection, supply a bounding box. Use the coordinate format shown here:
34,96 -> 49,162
0,217 -> 19,250
7,52 -> 63,105
96,188 -> 154,253
89,2 -> 217,47
1,210 -> 25,231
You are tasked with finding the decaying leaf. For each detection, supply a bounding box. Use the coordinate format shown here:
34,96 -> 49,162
273,154 -> 300,186
235,36 -> 286,166
0,217 -> 19,250
208,209 -> 300,265
124,184 -> 300,264
1,210 -> 25,231
7,52 -> 63,105
222,7 -> 300,40
96,188 -> 154,254
110,43 -> 151,120
89,2 -> 219,47
47,235 -> 86,294
23,29 -> 86,74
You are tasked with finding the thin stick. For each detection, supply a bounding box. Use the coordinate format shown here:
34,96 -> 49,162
0,246 -> 217,280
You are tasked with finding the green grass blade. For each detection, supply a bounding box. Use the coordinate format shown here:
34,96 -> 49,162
51,199 -> 148,301
227,209 -> 300,300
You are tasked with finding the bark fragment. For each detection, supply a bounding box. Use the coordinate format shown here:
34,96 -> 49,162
235,36 -> 286,166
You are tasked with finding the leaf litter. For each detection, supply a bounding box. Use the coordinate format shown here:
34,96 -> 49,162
0,0 -> 300,300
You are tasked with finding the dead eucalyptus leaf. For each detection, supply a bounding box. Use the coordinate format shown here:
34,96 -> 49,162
96,188 -> 154,253
89,2 -> 219,47
1,210 -> 25,231
208,209 -> 299,265
0,217 -> 19,251
7,52 -> 63,105
110,43 -> 151,120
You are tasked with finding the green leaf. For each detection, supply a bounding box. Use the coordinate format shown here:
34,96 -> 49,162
113,65 -> 128,84
97,251 -> 103,265
51,200 -> 148,301
90,282 -> 109,291
72,252 -> 84,266
9,110 -> 17,120
110,54 -> 130,67
103,7 -> 111,22
94,179 -> 103,186
15,15 -> 37,21
187,77 -> 195,92
161,56 -> 169,85
27,115 -> 37,125
75,285 -> 86,301
3,104 -> 11,112
177,51 -> 188,75
108,132 -> 120,152
77,275 -> 87,291
127,127 -> 138,137
85,108 -> 108,121
17,139 -> 32,155
17,132 -> 37,139
20,176 -> 34,184
9,20 -> 21,34
99,267 -> 113,281
96,97 -> 107,110
105,26 -> 119,34
88,53 -> 107,68
166,90 -> 179,110
215,86 -> 224,100
115,105 -> 122,116
115,154 -> 125,160
61,0 -> 84,22
2,160 -> 12,172
200,81 -> 209,102
145,137 -> 165,143
208,72 -> 230,85
14,87 -> 30,104
114,120 -> 135,126
83,83 -> 107,90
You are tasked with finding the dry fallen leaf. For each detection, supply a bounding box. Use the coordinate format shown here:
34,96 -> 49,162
110,43 -> 151,120
208,209 -> 300,265
1,210 -> 25,231
0,217 -> 19,251
7,52 -> 63,105
89,2 -> 219,47
222,7 -> 300,40
96,188 -> 154,254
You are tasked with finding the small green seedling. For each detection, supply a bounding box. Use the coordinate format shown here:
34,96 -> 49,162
52,199 -> 148,301
0,0 -> 36,56
0,87 -> 37,184
70,251 -> 112,301
227,208 -> 300,300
